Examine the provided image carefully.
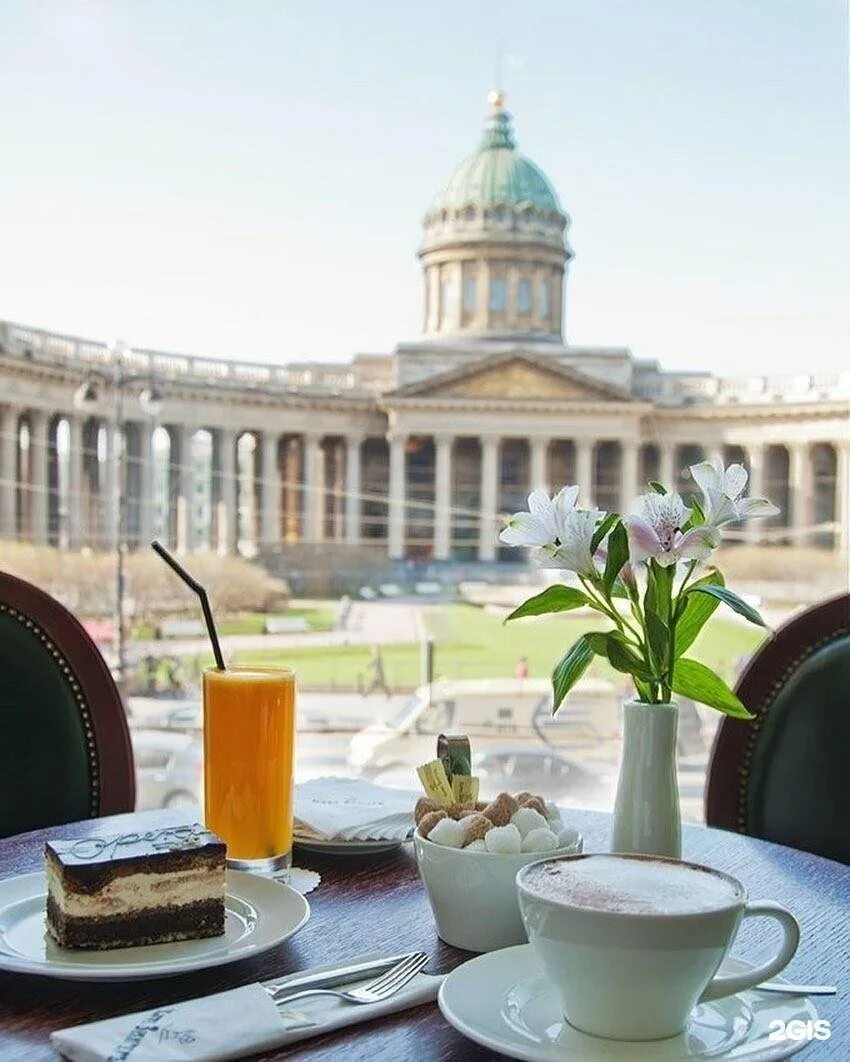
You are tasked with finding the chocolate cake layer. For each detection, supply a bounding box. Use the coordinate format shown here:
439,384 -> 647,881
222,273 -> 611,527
46,896 -> 225,950
46,825 -> 225,892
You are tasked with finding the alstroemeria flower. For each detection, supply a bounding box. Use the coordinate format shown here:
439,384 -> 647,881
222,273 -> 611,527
532,507 -> 602,577
499,486 -> 580,548
625,491 -> 719,568
690,458 -> 780,526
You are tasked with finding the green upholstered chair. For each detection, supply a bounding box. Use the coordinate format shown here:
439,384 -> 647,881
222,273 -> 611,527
705,592 -> 850,865
0,571 -> 135,838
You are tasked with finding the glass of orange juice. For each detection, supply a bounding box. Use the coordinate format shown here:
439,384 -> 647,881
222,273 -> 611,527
202,665 -> 296,872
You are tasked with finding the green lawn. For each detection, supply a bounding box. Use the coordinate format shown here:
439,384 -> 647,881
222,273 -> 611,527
130,605 -> 335,640
223,603 -> 766,692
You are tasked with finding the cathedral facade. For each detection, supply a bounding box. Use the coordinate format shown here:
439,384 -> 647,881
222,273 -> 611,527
0,94 -> 847,563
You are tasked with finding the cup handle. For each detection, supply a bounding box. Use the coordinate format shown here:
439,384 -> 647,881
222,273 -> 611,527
699,901 -> 800,1002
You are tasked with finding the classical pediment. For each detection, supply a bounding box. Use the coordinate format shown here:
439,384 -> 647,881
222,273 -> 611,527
386,351 -> 632,403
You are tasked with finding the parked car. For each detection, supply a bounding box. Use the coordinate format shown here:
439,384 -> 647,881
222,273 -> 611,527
131,728 -> 203,810
474,747 -> 605,804
348,677 -> 617,774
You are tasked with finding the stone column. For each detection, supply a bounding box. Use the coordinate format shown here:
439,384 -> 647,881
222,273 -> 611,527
136,421 -> 154,549
103,422 -> 119,550
387,432 -> 407,560
747,443 -> 766,545
67,415 -> 86,548
302,433 -> 321,542
478,435 -> 499,562
0,406 -> 17,539
260,432 -> 281,547
175,426 -> 195,554
576,438 -> 594,506
29,410 -> 49,545
216,428 -> 237,555
836,443 -> 849,556
530,436 -> 549,493
433,434 -> 453,561
788,443 -> 811,546
620,440 -> 640,512
345,434 -> 363,545
659,441 -> 676,490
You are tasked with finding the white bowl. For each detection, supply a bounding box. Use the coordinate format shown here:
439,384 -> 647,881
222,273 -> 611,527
413,825 -> 583,952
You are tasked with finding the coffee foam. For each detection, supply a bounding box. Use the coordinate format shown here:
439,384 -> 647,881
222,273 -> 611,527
521,855 -> 740,915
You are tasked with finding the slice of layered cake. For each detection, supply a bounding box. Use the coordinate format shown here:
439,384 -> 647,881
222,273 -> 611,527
45,824 -> 226,950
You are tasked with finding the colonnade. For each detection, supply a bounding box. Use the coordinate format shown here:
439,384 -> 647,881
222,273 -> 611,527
0,404 -> 846,560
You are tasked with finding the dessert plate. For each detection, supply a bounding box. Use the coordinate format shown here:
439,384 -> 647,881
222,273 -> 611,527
0,869 -> 309,981
439,945 -> 820,1061
294,833 -> 412,855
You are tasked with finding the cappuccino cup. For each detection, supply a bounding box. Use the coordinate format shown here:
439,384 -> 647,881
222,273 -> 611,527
516,853 -> 800,1041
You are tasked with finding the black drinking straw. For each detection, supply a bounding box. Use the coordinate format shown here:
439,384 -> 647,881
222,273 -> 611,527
151,540 -> 226,671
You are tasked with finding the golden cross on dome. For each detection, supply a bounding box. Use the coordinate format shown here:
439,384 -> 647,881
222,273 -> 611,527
488,88 -> 506,112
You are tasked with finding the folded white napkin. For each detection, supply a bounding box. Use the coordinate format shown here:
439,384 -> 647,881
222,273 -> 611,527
294,776 -> 417,842
51,962 -> 444,1061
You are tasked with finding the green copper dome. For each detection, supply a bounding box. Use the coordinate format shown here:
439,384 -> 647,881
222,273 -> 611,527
431,94 -> 562,215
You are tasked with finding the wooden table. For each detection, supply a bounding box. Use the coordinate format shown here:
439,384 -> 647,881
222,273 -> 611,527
0,808 -> 847,1060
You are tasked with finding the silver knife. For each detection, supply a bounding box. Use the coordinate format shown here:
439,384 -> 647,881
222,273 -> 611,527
262,953 -> 421,998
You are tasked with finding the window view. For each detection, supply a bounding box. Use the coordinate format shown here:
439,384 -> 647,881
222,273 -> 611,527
0,3 -> 847,1051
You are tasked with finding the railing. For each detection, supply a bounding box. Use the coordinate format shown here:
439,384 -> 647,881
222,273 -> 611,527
2,319 -> 848,404
0,320 -> 369,395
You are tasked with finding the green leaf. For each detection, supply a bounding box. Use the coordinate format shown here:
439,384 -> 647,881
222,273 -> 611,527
605,634 -> 655,681
602,521 -> 629,593
590,512 -> 619,555
552,636 -> 594,713
584,631 -> 611,655
672,658 -> 754,719
645,560 -> 674,626
675,570 -> 724,656
505,585 -> 589,623
649,481 -> 667,495
645,607 -> 670,671
689,496 -> 705,524
690,584 -> 768,629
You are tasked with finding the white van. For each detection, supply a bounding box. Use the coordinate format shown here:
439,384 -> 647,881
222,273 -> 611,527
347,677 -> 618,775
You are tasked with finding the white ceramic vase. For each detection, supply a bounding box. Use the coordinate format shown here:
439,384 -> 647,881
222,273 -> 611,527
611,699 -> 682,859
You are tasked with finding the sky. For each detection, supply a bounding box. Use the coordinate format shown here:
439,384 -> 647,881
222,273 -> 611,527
1,0 -> 848,376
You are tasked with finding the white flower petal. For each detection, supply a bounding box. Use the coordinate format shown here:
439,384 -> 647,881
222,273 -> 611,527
527,489 -> 553,518
704,487 -> 739,527
689,461 -> 721,496
624,515 -> 662,563
655,551 -> 680,567
499,512 -> 556,546
722,463 -> 748,501
736,496 -> 780,521
676,525 -> 719,562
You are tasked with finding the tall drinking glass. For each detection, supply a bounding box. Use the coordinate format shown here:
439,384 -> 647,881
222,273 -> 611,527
202,665 -> 296,873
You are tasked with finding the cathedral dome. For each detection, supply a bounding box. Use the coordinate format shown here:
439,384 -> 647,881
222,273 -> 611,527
418,92 -> 571,342
431,92 -> 562,215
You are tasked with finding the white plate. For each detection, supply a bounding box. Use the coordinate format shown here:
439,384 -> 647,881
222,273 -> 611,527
439,944 -> 819,1061
0,869 -> 309,981
294,834 -> 412,855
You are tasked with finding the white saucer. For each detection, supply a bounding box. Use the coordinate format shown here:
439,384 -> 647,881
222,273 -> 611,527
294,834 -> 411,855
438,945 -> 819,1061
0,869 -> 309,981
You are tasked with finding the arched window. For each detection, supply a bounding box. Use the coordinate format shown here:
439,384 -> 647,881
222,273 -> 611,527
490,277 -> 507,311
539,281 -> 551,318
517,279 -> 532,316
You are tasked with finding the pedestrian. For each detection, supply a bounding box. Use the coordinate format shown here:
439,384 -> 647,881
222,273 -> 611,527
363,645 -> 391,697
514,655 -> 530,680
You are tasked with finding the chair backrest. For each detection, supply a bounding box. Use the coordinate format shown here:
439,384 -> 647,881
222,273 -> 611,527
0,571 -> 135,837
705,592 -> 850,864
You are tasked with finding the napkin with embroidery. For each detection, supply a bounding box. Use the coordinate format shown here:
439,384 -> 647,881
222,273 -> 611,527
51,967 -> 444,1061
293,776 -> 417,842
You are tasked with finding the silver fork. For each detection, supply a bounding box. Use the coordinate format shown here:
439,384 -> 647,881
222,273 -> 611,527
272,952 -> 429,1008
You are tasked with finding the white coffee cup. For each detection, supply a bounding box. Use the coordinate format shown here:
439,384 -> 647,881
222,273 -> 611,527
516,853 -> 800,1041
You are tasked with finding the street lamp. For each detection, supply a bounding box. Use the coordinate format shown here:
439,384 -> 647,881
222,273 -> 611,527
74,340 -> 164,699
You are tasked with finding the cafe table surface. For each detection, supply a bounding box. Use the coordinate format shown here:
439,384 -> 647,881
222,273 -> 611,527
0,808 -> 847,1062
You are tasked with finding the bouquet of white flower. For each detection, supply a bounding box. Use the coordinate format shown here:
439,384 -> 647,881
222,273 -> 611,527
500,458 -> 779,718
